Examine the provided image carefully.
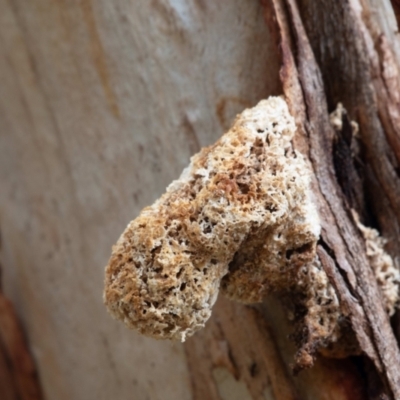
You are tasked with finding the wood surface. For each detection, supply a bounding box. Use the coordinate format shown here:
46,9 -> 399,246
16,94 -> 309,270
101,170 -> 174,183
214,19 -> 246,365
0,1 -> 279,399
1,0 -> 400,399
0,288 -> 42,400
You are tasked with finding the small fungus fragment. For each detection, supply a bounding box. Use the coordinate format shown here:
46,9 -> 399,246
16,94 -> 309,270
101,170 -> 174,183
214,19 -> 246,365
104,96 -> 325,342
353,210 -> 400,316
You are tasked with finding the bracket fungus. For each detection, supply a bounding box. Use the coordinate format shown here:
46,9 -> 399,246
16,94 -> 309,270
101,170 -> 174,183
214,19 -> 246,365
103,96 -> 336,344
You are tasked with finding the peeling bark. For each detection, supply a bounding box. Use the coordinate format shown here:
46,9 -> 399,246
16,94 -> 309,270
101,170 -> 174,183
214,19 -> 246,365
266,0 -> 400,397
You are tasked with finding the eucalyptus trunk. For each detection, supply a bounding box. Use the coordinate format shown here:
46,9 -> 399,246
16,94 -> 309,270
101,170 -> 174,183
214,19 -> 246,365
1,1 -> 400,399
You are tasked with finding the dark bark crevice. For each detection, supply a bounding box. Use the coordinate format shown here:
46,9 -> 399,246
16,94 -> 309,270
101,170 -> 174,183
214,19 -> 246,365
267,0 -> 400,397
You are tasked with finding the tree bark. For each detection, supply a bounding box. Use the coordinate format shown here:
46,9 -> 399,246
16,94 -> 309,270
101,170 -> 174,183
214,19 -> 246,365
0,285 -> 43,400
0,0 -> 400,399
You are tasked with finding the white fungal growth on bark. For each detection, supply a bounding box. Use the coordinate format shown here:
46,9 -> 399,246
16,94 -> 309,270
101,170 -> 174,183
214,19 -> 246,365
353,211 -> 400,316
104,97 -> 324,341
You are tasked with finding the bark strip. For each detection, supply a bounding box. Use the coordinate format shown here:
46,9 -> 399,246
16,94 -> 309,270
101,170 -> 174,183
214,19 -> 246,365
267,0 -> 400,397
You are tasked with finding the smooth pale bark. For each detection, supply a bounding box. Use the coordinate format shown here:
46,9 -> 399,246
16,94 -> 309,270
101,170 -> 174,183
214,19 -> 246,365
0,1 -> 278,399
1,0 -> 400,399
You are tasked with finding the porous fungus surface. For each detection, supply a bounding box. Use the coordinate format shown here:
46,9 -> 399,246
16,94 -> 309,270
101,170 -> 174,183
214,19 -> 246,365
104,96 -> 322,341
291,257 -> 346,365
353,211 -> 400,316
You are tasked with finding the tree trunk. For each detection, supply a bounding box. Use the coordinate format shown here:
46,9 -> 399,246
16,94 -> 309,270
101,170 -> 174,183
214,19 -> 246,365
0,0 -> 399,399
